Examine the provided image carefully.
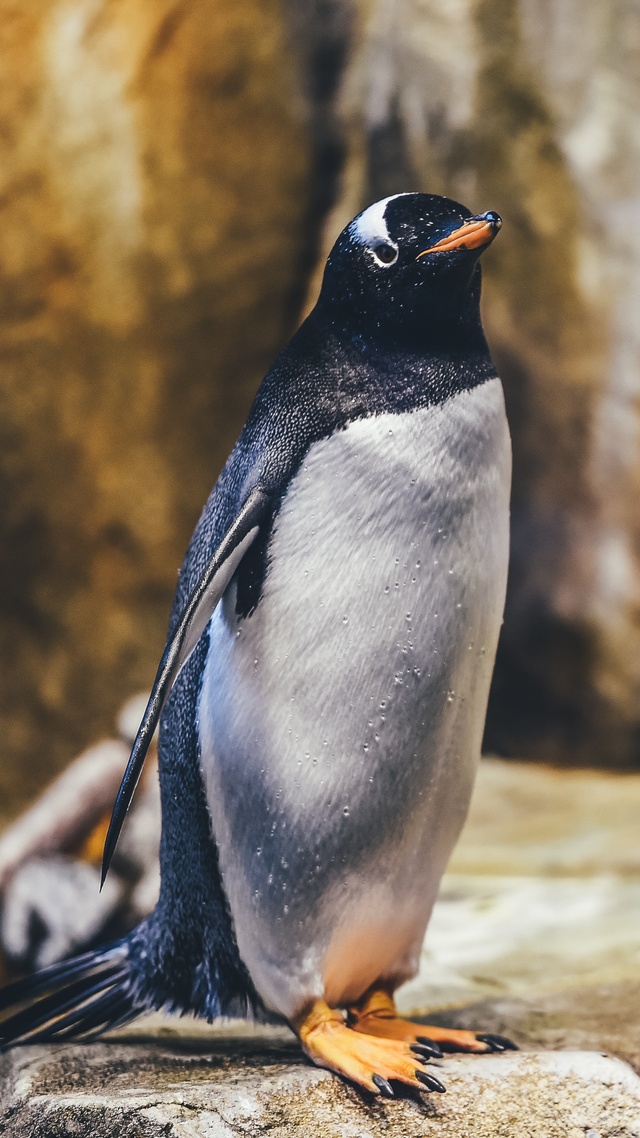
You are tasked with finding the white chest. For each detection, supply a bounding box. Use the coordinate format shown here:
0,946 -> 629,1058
198,377 -> 511,1017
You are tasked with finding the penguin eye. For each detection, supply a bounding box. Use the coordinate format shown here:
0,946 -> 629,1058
370,241 -> 398,266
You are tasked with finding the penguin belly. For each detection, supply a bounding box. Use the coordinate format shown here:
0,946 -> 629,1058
198,377 -> 511,1021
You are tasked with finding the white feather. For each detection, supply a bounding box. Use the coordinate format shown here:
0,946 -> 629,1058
350,194 -> 411,246
199,378 -> 511,1018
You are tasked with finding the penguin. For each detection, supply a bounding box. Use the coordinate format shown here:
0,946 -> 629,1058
0,193 -> 516,1097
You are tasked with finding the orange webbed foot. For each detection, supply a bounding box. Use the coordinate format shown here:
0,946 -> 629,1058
347,987 -> 518,1055
291,999 -> 446,1097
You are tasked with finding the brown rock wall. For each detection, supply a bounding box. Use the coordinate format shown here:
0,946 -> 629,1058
0,0 -> 311,817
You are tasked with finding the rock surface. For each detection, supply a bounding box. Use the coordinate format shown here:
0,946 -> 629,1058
0,0 -> 312,819
2,758 -> 639,1134
2,1040 -> 639,1137
398,760 -> 640,1011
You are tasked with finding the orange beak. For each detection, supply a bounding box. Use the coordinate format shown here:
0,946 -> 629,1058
417,212 -> 502,257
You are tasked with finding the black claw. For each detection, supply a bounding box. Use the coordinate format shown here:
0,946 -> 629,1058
416,1036 -> 444,1058
410,1042 -> 439,1060
411,1050 -> 430,1066
476,1033 -> 518,1052
415,1069 -> 446,1093
372,1074 -> 395,1098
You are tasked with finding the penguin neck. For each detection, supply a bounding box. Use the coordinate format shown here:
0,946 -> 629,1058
302,302 -> 496,410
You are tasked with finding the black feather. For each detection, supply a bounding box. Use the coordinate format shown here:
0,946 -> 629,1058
0,943 -> 125,1014
101,486 -> 271,885
0,940 -> 139,1050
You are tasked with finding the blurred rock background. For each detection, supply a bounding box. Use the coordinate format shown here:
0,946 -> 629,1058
0,0 -> 639,835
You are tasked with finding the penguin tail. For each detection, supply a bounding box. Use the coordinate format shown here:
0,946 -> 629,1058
0,938 -> 141,1050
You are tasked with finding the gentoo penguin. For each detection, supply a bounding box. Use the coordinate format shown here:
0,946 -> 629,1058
0,193 -> 515,1096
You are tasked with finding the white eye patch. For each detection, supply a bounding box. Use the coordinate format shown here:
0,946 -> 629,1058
350,193 -> 412,247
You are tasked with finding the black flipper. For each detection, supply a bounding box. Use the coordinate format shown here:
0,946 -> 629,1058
101,486 -> 272,885
0,940 -> 139,1049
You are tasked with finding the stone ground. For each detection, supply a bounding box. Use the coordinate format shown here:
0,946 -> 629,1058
2,758 -> 640,1136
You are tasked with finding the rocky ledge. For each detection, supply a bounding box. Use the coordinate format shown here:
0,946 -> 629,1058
2,1034 -> 639,1138
2,759 -> 639,1136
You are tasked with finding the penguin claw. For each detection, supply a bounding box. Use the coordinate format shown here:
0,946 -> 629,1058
294,999 -> 446,1096
415,1069 -> 446,1093
410,1042 -> 440,1060
410,1049 -> 430,1065
372,1074 -> 395,1097
347,989 -> 501,1055
344,988 -> 515,1063
476,1033 -> 518,1052
415,1036 -> 444,1058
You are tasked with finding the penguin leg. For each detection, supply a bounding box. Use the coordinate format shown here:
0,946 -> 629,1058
291,998 -> 446,1096
347,985 -> 517,1054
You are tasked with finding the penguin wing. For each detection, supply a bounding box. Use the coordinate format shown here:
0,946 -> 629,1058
101,485 -> 272,884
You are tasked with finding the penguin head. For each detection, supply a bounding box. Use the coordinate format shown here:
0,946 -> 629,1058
319,192 -> 501,349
